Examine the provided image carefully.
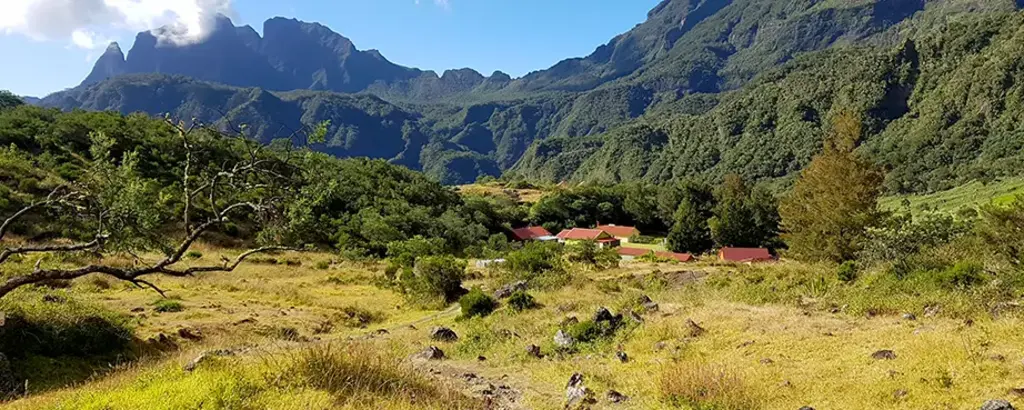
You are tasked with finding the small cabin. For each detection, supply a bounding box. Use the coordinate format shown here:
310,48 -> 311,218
556,228 -> 620,248
718,247 -> 774,262
596,224 -> 641,243
510,226 -> 555,242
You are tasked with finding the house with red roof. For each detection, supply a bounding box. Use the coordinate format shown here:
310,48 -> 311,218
596,224 -> 641,243
718,247 -> 774,263
510,226 -> 554,242
556,228 -> 620,248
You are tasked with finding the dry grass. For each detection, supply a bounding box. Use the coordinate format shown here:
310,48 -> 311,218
659,362 -> 760,409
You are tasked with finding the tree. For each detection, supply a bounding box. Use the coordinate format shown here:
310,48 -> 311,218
0,90 -> 23,111
0,120 -> 298,298
707,174 -> 780,248
779,111 -> 884,262
667,197 -> 713,254
977,196 -> 1024,266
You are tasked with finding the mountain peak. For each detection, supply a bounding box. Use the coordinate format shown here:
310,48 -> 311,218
81,42 -> 127,86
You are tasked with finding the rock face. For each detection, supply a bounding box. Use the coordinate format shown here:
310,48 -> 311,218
430,327 -> 459,342
412,346 -> 446,361
981,400 -> 1015,410
554,330 -> 575,348
494,280 -> 528,299
0,353 -> 19,399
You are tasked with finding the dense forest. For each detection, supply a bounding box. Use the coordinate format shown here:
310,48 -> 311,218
32,0 -> 1024,191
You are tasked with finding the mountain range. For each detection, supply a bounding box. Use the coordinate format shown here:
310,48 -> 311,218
37,0 -> 1024,191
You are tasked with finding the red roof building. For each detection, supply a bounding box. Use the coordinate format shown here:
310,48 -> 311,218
718,247 -> 774,262
556,228 -> 613,241
656,251 -> 695,262
616,247 -> 650,257
510,226 -> 553,241
596,224 -> 641,239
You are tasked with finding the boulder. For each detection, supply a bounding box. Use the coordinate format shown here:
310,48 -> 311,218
902,313 -> 917,321
430,327 -> 459,342
981,400 -> 1015,410
616,351 -> 629,363
593,307 -> 614,322
494,281 -> 528,299
525,344 -> 543,358
565,373 -> 596,409
871,350 -> 897,360
412,346 -> 446,361
554,330 -> 575,348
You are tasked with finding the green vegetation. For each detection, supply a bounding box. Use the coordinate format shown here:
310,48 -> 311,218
458,288 -> 496,319
505,290 -> 537,312
151,299 -> 184,313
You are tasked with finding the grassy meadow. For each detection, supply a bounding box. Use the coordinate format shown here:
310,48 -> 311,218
3,245 -> 1023,410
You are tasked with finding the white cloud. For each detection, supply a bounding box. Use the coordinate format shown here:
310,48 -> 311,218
0,0 -> 234,48
434,0 -> 450,9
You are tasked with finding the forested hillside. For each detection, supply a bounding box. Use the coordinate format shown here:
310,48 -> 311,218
36,0 -> 1024,189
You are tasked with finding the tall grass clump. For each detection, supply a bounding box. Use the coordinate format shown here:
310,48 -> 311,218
0,291 -> 133,358
279,344 -> 481,409
659,361 -> 760,410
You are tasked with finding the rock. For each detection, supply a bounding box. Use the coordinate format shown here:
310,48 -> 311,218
653,341 -> 668,351
799,407 -> 816,410
981,400 -> 1015,410
183,349 -> 235,372
593,307 -> 614,322
893,389 -> 908,399
233,318 -> 257,325
561,316 -> 579,327
924,305 -> 941,317
737,340 -> 755,348
565,373 -> 596,409
902,313 -> 917,321
375,329 -> 389,335
871,350 -> 897,360
991,354 -> 1007,362
177,327 -> 203,341
760,358 -> 775,365
554,330 -> 575,348
498,329 -> 520,339
42,294 -> 66,303
477,356 -> 487,362
779,380 -> 793,388
494,280 -> 528,299
131,307 -> 145,313
0,353 -> 20,399
430,327 -> 459,342
642,301 -> 660,312
526,344 -> 543,358
686,319 -> 706,337
615,351 -> 629,363
412,346 -> 445,361
606,389 -> 629,403
627,311 -> 644,324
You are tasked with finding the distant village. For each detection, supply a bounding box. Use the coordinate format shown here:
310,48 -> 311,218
507,224 -> 775,263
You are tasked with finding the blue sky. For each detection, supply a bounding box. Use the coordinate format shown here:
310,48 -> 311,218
0,0 -> 659,97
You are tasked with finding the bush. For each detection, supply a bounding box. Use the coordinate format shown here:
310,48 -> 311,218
506,290 -> 537,312
0,293 -> 133,358
185,251 -> 203,259
458,288 -> 497,319
315,260 -> 331,270
837,261 -> 858,282
659,362 -> 760,410
567,319 -> 619,343
938,261 -> 986,289
503,242 -> 570,288
408,256 -> 467,303
153,298 -> 184,313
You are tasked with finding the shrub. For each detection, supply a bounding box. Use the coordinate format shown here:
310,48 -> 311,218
938,261 -> 986,289
185,251 -> 203,259
506,290 -> 537,312
153,298 -> 184,313
566,318 -> 621,343
408,256 -> 467,303
315,260 -> 331,270
333,306 -> 386,328
0,293 -> 133,358
837,261 -> 858,282
459,288 -> 497,319
659,362 -> 760,410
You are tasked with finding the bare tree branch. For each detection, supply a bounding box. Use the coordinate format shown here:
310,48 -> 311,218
0,186 -> 70,241
0,236 -> 105,264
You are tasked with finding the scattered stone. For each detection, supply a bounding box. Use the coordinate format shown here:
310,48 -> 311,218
557,302 -> 579,313
871,350 -> 897,360
42,294 -> 66,303
627,311 -> 644,324
0,353 -> 20,399
177,328 -> 203,341
1009,387 -> 1024,396
554,330 -> 575,348
981,399 -> 1015,410
494,280 -> 528,299
779,380 -> 793,388
653,341 -> 668,351
411,346 -> 445,361
991,354 -> 1007,362
738,340 -> 755,348
130,307 -> 145,313
615,351 -> 629,363
477,356 -> 487,362
924,305 -> 941,317
498,329 -> 520,339
799,407 -> 816,410
233,318 -> 257,325
408,325 -> 417,330
183,349 -> 236,372
888,370 -> 902,379
430,327 -> 459,342
560,316 -> 579,327
902,313 -> 917,321
893,389 -> 908,399
606,389 -> 629,403
565,373 -> 596,409
760,358 -> 775,365
525,344 -> 543,358
593,307 -> 614,322
965,319 -> 976,327
375,329 -> 389,335
686,319 -> 706,337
